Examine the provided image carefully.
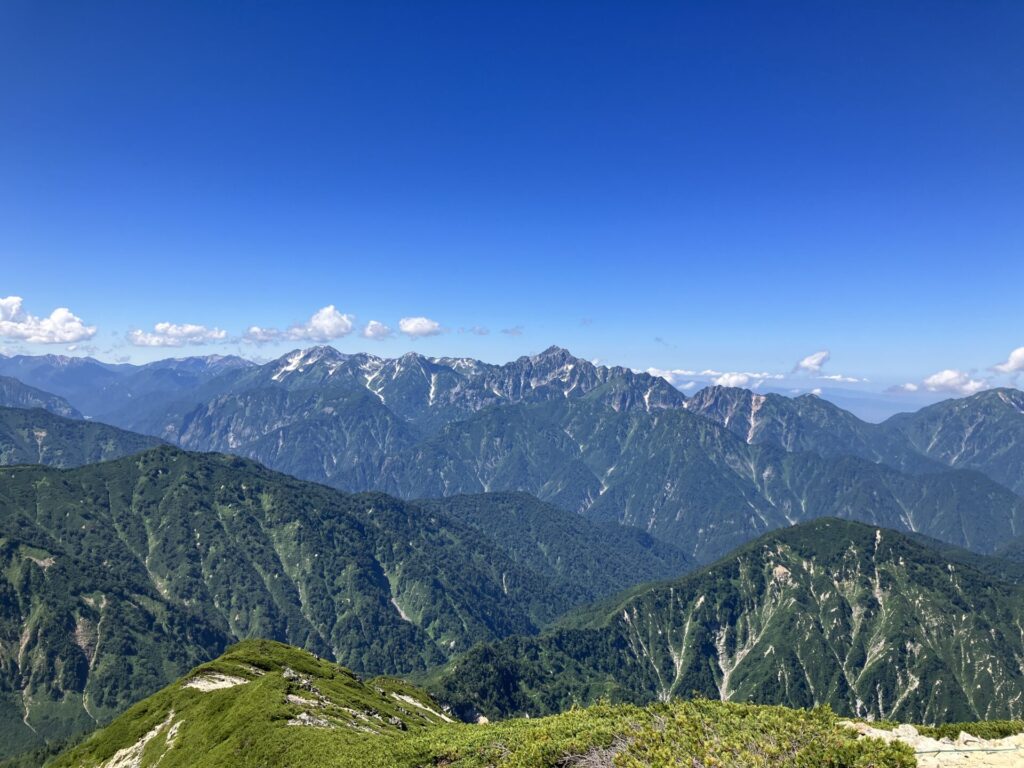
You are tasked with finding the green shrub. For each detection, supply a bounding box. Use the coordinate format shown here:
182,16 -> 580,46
917,719 -> 1024,741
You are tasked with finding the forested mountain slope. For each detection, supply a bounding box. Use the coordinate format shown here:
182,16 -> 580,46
0,407 -> 161,467
435,519 -> 1024,725
0,447 -> 691,757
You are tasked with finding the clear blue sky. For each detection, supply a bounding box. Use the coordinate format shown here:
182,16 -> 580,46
1,1 -> 1022,418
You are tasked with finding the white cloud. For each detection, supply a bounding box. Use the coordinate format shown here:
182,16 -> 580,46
922,369 -> 988,396
362,320 -> 392,340
994,346 -> 1024,374
795,350 -> 830,373
0,297 -> 19,320
501,326 -> 524,336
244,325 -> 279,343
646,367 -> 698,387
244,305 -> 355,344
466,326 -> 490,336
714,372 -> 752,388
399,316 -> 443,338
296,305 -> 355,341
819,374 -> 865,383
128,322 -> 227,347
0,296 -> 97,344
810,387 -> 823,396
894,382 -> 919,392
649,365 -> 785,390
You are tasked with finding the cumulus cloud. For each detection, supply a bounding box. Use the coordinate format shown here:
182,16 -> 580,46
994,346 -> 1024,374
399,316 -> 443,338
794,350 -> 830,373
810,387 -> 823,396
713,372 -> 753,387
362,320 -> 392,340
922,369 -> 988,396
128,322 -> 228,347
244,305 -> 355,344
888,382 -> 920,393
0,296 -> 97,344
293,305 -> 355,341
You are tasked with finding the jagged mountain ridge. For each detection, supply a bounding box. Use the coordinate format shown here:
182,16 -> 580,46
5,348 -> 1023,561
140,344 -> 685,441
6,347 -> 1022,498
42,346 -> 1019,561
436,518 -> 1024,725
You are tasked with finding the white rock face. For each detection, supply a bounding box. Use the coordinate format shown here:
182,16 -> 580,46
390,692 -> 454,722
184,672 -> 249,691
845,721 -> 1024,767
100,712 -> 176,768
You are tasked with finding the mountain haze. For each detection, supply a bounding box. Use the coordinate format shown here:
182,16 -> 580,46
0,377 -> 80,419
0,354 -> 254,425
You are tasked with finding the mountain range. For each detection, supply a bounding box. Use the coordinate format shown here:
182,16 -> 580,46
5,346 -> 1021,562
2,346 -> 1024,764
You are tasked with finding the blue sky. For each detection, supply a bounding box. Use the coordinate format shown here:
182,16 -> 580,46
1,1 -> 1022,419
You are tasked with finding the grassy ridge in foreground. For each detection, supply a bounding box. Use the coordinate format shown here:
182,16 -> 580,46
51,639 -> 913,768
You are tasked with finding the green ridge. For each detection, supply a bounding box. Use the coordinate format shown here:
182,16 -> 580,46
49,640 -> 914,768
